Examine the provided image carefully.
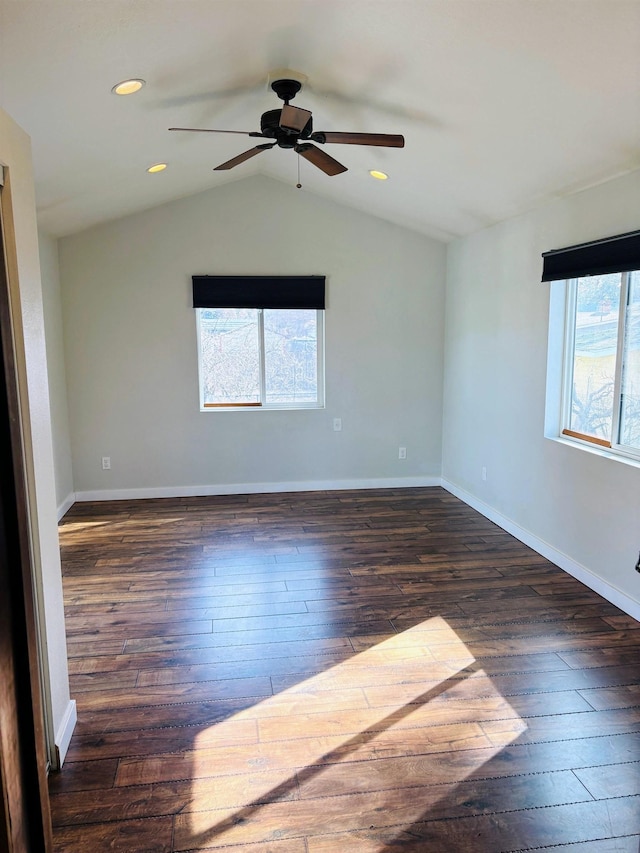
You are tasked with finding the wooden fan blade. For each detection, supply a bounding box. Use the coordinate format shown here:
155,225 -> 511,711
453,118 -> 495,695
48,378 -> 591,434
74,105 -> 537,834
213,143 -> 275,171
295,143 -> 347,176
314,132 -> 405,148
280,105 -> 312,133
169,127 -> 265,137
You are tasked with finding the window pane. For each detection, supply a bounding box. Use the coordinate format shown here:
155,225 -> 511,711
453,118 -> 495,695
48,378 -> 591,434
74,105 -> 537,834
619,271 -> 640,449
199,308 -> 259,405
263,309 -> 318,405
569,274 -> 621,440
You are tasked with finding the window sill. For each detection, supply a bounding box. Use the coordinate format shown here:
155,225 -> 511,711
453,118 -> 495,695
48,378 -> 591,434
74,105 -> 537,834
546,433 -> 640,471
200,404 -> 325,413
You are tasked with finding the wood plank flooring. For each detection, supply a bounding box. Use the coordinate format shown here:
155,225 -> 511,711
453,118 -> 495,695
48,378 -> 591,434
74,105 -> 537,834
49,487 -> 640,852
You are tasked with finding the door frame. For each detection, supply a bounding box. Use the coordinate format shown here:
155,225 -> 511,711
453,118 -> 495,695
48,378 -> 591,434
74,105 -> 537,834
0,178 -> 53,851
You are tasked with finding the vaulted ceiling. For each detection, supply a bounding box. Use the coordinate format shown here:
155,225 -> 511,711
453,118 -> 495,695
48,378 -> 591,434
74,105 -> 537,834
1,0 -> 639,241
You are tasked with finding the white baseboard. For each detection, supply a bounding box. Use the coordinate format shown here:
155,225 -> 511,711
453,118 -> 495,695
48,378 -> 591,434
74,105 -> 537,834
54,699 -> 77,769
441,478 -> 640,622
74,476 -> 441,503
57,492 -> 75,520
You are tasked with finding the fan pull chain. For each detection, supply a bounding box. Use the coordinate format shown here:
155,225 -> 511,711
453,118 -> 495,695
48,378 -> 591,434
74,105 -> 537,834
296,153 -> 302,189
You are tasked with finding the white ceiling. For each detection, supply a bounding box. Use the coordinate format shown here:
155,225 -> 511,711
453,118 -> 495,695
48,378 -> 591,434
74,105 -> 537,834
1,0 -> 639,241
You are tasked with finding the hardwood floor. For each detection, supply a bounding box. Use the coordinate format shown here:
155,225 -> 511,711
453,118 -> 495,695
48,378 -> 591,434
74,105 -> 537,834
49,487 -> 640,852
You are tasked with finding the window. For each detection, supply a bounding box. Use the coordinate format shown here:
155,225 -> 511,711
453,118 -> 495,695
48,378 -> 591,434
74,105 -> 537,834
192,274 -> 325,411
543,230 -> 640,461
562,271 -> 640,455
196,307 -> 324,409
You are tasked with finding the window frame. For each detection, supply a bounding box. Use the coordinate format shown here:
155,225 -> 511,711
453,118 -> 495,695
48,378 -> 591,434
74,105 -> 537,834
196,307 -> 325,412
559,271 -> 640,463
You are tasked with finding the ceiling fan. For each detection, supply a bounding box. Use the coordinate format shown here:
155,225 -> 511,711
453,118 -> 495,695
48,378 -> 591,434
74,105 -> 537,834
169,78 -> 405,176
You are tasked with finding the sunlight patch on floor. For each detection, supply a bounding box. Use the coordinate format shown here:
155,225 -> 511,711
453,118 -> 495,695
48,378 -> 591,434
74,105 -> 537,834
59,520 -> 113,535
59,516 -> 187,540
184,616 -> 527,847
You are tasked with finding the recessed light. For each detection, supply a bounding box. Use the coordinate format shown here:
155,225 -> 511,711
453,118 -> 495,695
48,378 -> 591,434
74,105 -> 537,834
369,170 -> 388,181
147,163 -> 167,174
112,79 -> 145,96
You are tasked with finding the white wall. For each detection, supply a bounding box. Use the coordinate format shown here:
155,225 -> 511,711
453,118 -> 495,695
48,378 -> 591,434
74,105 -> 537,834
59,175 -> 446,497
0,107 -> 73,764
443,171 -> 640,613
39,230 -> 74,515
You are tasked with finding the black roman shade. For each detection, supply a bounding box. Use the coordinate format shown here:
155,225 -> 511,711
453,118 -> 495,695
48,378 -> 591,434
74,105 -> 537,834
192,275 -> 325,309
541,229 -> 640,282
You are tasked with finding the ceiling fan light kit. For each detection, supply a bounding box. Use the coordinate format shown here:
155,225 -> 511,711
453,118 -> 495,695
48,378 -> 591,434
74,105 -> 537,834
169,78 -> 404,177
280,103 -> 312,134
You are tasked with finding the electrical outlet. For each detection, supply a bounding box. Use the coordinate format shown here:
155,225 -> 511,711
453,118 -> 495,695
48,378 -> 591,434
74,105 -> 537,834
102,456 -> 111,470
333,418 -> 342,432
398,447 -> 407,460
481,466 -> 487,481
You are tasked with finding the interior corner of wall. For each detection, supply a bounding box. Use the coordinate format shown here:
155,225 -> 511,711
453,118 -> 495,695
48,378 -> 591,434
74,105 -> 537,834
57,492 -> 75,521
